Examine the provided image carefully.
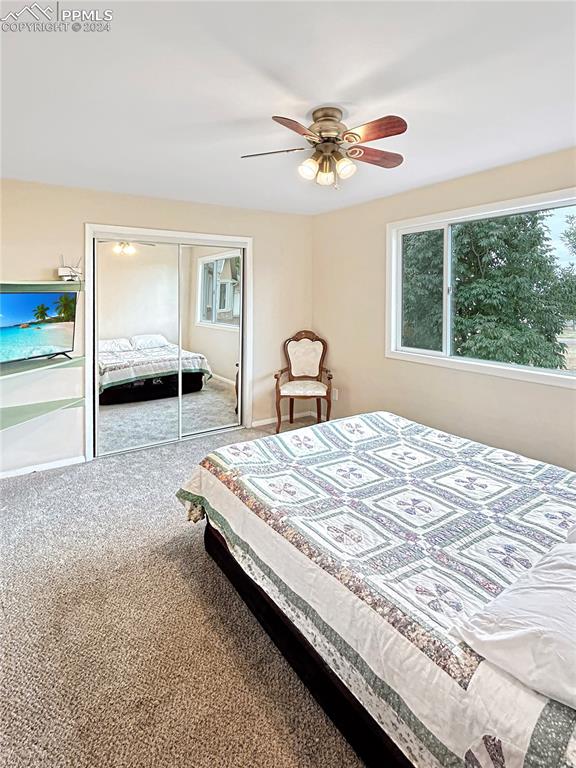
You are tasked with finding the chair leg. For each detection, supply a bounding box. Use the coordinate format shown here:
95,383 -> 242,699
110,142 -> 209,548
275,395 -> 282,434
316,398 -> 322,423
289,398 -> 294,423
326,397 -> 332,422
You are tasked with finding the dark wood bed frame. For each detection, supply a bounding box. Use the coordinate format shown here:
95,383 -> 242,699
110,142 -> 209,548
204,521 -> 414,768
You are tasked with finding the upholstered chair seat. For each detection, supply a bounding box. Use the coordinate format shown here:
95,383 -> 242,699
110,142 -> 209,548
274,330 -> 333,433
280,380 -> 327,396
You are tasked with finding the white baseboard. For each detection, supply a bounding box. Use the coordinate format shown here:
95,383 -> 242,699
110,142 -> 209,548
211,373 -> 236,386
250,416 -> 277,427
0,455 -> 86,480
251,410 -> 319,428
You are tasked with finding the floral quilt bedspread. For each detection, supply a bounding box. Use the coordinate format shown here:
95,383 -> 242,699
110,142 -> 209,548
177,411 -> 576,768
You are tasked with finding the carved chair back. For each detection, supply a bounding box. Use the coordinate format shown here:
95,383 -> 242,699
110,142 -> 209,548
284,330 -> 327,382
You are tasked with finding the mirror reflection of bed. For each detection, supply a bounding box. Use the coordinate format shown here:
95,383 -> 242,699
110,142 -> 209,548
96,240 -> 241,456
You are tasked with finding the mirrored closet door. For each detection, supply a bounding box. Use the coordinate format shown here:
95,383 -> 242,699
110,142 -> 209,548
94,235 -> 242,456
180,246 -> 242,437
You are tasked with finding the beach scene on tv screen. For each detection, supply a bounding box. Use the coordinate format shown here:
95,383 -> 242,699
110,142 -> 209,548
0,292 -> 77,363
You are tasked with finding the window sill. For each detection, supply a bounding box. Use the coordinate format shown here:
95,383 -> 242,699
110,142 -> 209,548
386,349 -> 576,390
195,321 -> 240,333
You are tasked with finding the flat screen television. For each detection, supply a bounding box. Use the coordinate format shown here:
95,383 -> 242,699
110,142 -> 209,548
0,291 -> 78,364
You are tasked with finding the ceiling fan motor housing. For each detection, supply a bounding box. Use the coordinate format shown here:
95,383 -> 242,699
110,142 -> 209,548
309,106 -> 347,142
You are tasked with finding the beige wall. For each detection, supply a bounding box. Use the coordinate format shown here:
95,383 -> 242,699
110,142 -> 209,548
1,179 -> 314,424
2,148 -> 575,468
97,242 -> 179,343
312,147 -> 576,470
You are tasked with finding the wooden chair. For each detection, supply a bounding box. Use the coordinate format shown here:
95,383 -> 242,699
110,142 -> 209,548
274,330 -> 333,433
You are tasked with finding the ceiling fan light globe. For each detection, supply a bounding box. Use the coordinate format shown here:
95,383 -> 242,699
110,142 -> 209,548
298,157 -> 319,180
316,170 -> 335,186
336,157 -> 357,179
124,244 -> 136,255
113,242 -> 123,254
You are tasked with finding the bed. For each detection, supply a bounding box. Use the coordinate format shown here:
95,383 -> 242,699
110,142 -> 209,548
177,411 -> 576,768
98,335 -> 212,404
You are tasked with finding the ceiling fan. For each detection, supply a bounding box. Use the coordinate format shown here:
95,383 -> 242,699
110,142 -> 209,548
241,106 -> 407,187
97,239 -> 157,255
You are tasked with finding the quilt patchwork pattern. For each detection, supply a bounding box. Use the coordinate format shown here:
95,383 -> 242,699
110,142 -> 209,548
186,411 -> 576,687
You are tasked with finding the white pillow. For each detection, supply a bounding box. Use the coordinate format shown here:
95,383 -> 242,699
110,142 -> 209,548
453,543 -> 576,708
98,337 -> 132,353
130,334 -> 169,350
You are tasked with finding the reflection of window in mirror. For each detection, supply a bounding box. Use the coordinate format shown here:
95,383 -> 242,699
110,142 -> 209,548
198,253 -> 241,327
200,262 -> 214,323
218,281 -> 229,311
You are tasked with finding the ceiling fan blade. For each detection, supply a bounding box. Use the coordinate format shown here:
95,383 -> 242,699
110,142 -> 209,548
344,115 -> 407,144
241,147 -> 308,159
272,116 -> 319,140
347,146 -> 404,168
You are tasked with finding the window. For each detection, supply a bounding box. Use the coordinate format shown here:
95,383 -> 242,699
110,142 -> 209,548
198,253 -> 241,327
401,229 -> 444,351
389,194 -> 576,385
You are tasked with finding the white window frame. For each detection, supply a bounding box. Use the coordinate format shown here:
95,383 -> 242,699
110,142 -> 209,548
386,188 -> 576,389
196,250 -> 241,331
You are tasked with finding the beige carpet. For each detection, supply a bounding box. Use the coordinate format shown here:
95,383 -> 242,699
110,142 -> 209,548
0,421 -> 362,768
98,378 -> 238,455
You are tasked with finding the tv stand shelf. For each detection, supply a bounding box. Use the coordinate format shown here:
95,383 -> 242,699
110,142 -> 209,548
1,281 -> 82,292
0,355 -> 84,379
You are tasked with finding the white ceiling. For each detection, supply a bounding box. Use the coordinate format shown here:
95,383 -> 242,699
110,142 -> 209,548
2,1 -> 575,215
